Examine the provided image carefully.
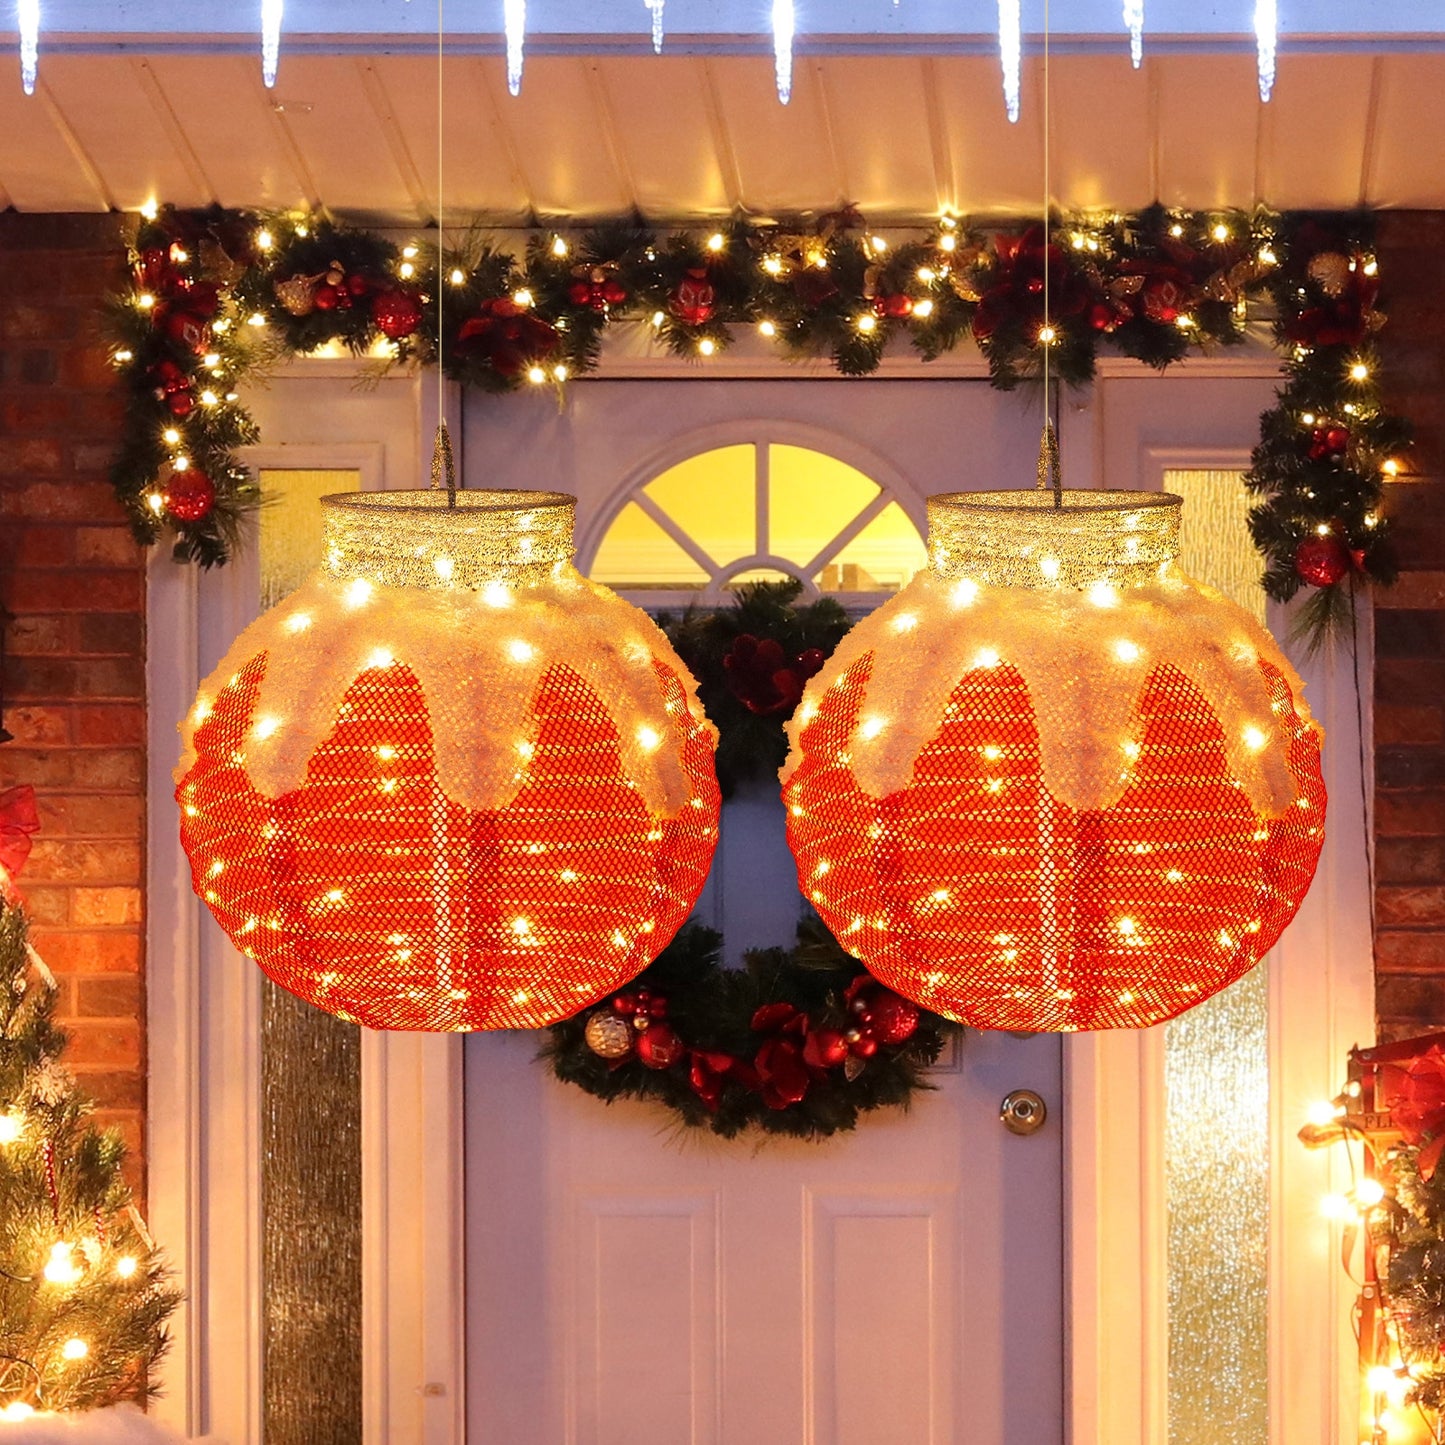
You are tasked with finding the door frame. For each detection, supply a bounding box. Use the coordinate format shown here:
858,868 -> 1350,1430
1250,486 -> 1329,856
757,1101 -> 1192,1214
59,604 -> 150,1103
145,349 -> 1372,1443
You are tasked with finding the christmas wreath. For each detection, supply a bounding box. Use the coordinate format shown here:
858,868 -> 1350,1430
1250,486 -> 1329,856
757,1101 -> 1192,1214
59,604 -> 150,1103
542,918 -> 960,1141
107,202 -> 1410,643
661,578 -> 852,797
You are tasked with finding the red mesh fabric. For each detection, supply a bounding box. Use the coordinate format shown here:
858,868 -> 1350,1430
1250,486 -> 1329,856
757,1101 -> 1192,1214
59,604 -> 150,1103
178,653 -> 720,1031
783,653 -> 1325,1031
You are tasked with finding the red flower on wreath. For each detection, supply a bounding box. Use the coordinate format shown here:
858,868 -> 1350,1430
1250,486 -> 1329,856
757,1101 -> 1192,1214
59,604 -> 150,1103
455,297 -> 560,378
723,634 -> 826,716
1112,260 -> 1200,326
1281,256 -> 1380,349
971,227 -> 1094,343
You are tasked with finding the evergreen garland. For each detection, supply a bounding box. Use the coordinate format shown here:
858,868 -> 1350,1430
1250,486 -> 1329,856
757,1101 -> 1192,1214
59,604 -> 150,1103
542,919 -> 960,1142
105,203 -> 1411,643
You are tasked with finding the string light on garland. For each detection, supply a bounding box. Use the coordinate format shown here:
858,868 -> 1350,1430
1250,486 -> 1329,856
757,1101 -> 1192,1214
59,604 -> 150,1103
106,205 -> 1408,647
1123,0 -> 1144,67
998,0 -> 1021,122
505,0 -> 526,95
260,0 -> 283,87
781,488 -> 1326,1032
17,0 -> 38,94
772,0 -> 795,104
176,488 -> 721,1031
1255,0 -> 1277,101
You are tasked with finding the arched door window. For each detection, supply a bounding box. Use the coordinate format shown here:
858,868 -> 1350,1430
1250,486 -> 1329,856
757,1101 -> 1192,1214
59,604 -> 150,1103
584,437 -> 927,605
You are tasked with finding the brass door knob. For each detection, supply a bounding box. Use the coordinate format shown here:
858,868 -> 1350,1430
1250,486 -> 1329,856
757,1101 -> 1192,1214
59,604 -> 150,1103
1000,1088 -> 1047,1135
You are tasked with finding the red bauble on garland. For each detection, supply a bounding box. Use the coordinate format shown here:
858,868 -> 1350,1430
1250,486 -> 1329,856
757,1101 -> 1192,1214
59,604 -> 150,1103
670,271 -> 716,327
164,469 -> 216,523
1294,532 -> 1352,588
637,1023 -> 686,1070
371,287 -> 424,340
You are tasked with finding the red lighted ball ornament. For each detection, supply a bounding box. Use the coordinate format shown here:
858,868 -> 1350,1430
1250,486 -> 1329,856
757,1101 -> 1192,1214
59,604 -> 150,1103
177,489 -> 720,1031
781,490 -> 1326,1032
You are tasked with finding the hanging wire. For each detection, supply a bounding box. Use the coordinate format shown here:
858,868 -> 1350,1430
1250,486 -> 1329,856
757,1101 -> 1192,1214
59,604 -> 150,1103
1038,0 -> 1062,507
432,0 -> 456,505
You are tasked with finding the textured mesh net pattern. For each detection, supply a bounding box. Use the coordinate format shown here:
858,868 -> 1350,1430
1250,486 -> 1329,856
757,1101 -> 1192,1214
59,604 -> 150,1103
783,652 -> 1325,1032
178,653 -> 720,1031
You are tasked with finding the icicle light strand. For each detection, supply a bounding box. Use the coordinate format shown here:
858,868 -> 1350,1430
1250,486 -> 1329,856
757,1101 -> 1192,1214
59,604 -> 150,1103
505,0 -> 525,95
260,0 -> 282,87
1255,0 -> 1277,102
998,0 -> 1021,123
772,0 -> 795,104
1123,0 -> 1144,68
647,0 -> 665,53
17,0 -> 38,94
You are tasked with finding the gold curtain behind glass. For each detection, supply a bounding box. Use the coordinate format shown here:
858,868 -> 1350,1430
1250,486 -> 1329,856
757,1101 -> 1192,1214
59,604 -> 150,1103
258,468 -> 365,1445
1163,469 -> 1269,1445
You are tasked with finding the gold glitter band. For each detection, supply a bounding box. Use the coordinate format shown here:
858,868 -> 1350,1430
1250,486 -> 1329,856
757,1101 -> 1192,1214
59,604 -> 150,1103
926,489 -> 1182,590
322,489 -> 577,591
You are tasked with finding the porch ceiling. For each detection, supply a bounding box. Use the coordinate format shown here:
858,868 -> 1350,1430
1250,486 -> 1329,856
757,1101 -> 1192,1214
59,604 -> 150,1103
2,46 -> 1443,221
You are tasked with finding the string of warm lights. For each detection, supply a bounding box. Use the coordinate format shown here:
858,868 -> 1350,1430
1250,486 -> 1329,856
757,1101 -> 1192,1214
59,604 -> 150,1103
106,201 -> 1408,646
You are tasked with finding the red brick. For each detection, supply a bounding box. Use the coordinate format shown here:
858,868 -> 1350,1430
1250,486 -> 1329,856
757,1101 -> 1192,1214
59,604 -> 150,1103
73,705 -> 145,747
5,655 -> 144,700
0,436 -> 64,475
27,841 -> 141,884
3,524 -> 74,568
35,931 -> 142,975
1376,975 -> 1445,1028
1377,789 -> 1445,837
1378,886 -> 1445,927
0,394 -> 72,432
76,613 -> 143,659
20,887 -> 69,925
1376,930 -> 1445,970
60,346 -> 115,391
0,302 -> 77,343
0,750 -> 74,788
0,480 -> 127,522
2,705 -> 69,744
1375,704 -> 1445,747
1376,837 -> 1445,886
4,569 -> 141,612
74,527 -> 143,568
70,887 -> 142,926
71,750 -> 143,790
60,1020 -> 140,1068
70,1068 -> 143,1111
75,974 -> 141,1018
5,613 -> 71,654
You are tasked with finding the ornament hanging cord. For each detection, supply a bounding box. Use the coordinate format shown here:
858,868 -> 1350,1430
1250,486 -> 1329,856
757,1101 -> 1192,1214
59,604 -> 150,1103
430,0 -> 457,506
1037,0 -> 1062,508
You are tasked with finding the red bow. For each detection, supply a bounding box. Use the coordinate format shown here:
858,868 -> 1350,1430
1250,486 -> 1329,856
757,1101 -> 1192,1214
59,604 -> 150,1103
0,785 -> 40,880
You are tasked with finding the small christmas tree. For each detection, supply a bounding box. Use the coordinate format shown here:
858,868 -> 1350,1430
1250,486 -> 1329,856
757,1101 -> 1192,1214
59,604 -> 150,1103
0,899 -> 180,1420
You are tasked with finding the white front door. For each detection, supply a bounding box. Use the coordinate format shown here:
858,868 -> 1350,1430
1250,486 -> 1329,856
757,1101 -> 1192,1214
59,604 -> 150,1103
461,379 -> 1065,1444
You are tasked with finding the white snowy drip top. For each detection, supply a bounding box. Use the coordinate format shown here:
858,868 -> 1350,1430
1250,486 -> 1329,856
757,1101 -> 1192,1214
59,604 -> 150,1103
177,491 -> 714,818
783,490 -> 1320,819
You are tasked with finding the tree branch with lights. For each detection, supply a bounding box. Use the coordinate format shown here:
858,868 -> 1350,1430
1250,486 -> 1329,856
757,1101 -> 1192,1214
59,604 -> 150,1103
107,203 -> 1409,640
0,861 -> 180,1423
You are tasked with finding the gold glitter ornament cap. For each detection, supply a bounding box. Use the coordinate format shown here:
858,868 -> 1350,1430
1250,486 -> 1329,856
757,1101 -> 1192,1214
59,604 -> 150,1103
322,489 -> 577,591
926,489 -> 1183,591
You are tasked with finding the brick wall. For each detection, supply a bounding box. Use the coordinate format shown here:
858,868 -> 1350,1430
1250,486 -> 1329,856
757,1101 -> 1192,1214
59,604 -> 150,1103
1374,211 -> 1445,1038
0,213 -> 146,1186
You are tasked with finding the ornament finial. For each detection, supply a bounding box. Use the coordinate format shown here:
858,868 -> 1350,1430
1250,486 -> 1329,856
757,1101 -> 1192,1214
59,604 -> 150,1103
431,419 -> 457,507
1036,420 -> 1062,507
